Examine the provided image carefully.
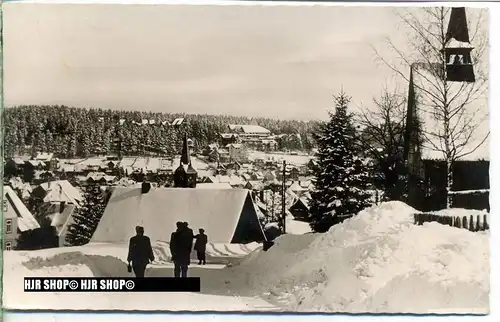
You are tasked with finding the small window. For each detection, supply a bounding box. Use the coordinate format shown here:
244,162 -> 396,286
5,219 -> 13,234
5,242 -> 12,251
3,200 -> 7,212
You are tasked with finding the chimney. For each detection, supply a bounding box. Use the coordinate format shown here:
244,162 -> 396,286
141,182 -> 151,194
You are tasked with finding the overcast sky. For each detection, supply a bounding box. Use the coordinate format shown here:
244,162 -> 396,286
1,3 -> 487,121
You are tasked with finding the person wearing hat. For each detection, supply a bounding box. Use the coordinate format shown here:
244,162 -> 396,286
170,221 -> 192,277
194,228 -> 208,265
127,226 -> 155,278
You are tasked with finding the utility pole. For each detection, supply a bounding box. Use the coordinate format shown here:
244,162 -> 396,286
282,160 -> 286,234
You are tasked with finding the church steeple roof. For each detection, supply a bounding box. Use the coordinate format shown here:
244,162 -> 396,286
180,133 -> 191,165
446,7 -> 470,43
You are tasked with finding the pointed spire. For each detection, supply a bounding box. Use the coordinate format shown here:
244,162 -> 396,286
403,66 -> 417,161
446,7 -> 470,43
180,133 -> 191,165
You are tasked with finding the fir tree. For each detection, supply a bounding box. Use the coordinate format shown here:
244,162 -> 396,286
309,91 -> 373,233
65,184 -> 107,246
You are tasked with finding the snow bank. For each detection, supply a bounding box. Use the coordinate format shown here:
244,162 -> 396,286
229,201 -> 489,313
285,218 -> 312,235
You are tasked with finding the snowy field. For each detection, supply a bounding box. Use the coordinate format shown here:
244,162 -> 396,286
2,202 -> 489,313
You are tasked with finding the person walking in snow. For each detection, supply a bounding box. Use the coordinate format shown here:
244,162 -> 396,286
170,221 -> 193,278
194,228 -> 208,265
127,226 -> 155,278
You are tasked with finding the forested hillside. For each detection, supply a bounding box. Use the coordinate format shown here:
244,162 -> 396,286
3,105 -> 319,158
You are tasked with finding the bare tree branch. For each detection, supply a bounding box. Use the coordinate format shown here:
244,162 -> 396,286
372,7 -> 488,208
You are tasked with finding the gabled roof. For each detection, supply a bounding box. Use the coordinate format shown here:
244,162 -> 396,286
289,181 -> 306,192
91,187 -> 265,243
39,180 -> 83,205
3,186 -> 40,232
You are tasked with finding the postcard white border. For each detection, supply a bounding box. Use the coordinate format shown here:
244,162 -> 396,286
1,1 -> 498,321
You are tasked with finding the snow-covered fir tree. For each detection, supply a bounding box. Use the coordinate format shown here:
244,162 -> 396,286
65,184 -> 107,246
309,91 -> 373,233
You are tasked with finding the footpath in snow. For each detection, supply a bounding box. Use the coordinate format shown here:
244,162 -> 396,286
2,201 -> 490,313
2,245 -> 277,311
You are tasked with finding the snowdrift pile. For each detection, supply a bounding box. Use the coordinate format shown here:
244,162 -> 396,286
228,201 -> 489,313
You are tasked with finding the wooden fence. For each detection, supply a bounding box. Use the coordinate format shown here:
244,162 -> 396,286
414,212 -> 489,232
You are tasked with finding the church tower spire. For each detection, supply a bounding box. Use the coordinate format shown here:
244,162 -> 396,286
180,133 -> 191,165
173,133 -> 198,188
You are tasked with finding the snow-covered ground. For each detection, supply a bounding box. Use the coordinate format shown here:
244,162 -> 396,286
2,243 -> 276,311
2,202 -> 489,313
248,151 -> 314,166
223,202 -> 490,313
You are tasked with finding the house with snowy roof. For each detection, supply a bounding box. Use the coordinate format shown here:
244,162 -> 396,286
8,178 -> 33,201
289,197 -> 311,222
220,133 -> 240,146
91,185 -> 266,244
245,180 -> 265,192
31,180 -> 84,223
227,124 -> 276,150
3,186 -> 40,250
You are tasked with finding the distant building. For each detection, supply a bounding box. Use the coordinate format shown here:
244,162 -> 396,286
227,124 -> 275,151
220,133 -> 240,146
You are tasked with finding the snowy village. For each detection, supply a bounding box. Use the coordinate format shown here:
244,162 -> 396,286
1,3 -> 490,314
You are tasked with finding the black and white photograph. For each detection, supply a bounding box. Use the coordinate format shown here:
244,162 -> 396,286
1,1 -> 490,314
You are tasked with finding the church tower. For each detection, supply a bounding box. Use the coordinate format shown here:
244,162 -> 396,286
173,134 -> 198,188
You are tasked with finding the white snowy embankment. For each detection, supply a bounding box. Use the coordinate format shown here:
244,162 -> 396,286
2,242 -> 275,311
226,201 -> 489,314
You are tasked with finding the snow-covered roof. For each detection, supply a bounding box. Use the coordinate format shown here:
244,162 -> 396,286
196,183 -> 233,189
215,175 -> 231,184
229,175 -> 245,186
39,180 -> 83,205
35,152 -> 54,161
226,143 -> 243,149
91,187 -> 264,244
221,133 -> 238,139
446,38 -> 474,49
229,124 -> 271,134
3,186 -> 40,232
171,118 -> 184,126
27,160 -> 45,167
